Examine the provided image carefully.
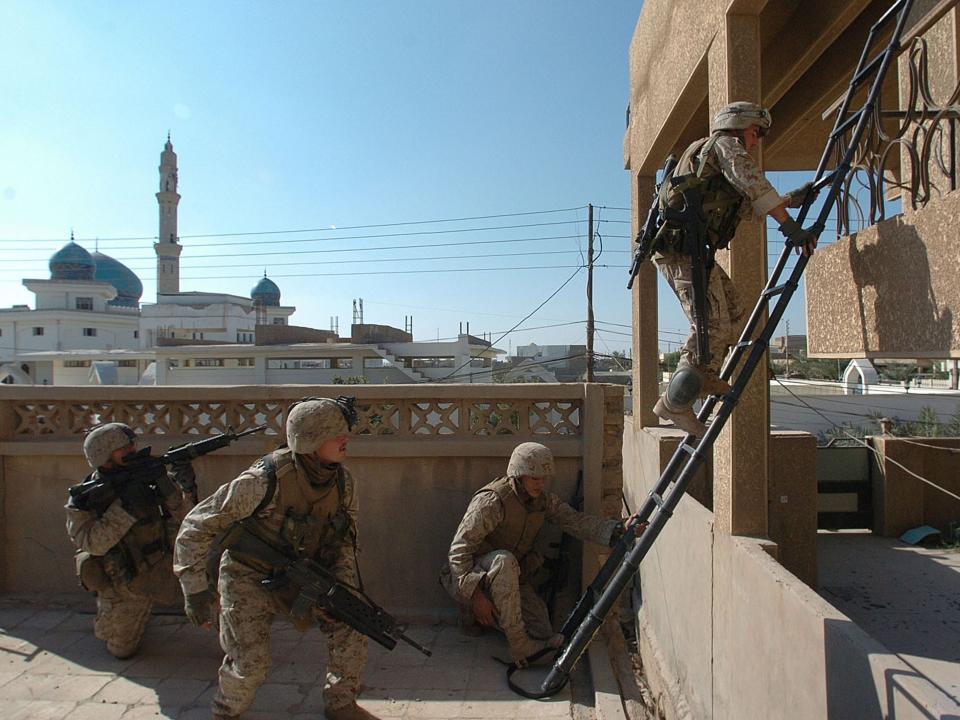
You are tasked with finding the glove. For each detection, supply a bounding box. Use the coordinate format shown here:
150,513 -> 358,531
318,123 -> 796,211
784,181 -> 818,209
184,589 -> 218,628
779,217 -> 817,257
167,460 -> 196,495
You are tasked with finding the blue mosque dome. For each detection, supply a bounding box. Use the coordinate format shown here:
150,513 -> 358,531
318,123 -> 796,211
49,237 -> 95,281
251,274 -> 281,306
93,251 -> 143,308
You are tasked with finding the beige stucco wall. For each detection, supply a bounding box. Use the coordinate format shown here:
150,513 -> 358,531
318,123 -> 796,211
870,435 -> 960,537
624,418 -> 960,719
806,190 -> 960,359
0,384 -> 623,621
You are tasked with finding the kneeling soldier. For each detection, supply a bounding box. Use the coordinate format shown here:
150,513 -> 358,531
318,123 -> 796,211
441,442 -> 627,664
174,397 -> 375,720
66,423 -> 196,659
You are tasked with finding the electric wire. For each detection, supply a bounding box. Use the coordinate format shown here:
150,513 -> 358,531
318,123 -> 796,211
771,375 -> 960,502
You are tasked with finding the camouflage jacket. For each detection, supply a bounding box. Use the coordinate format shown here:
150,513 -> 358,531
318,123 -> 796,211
448,477 -> 618,602
689,134 -> 787,220
174,455 -> 359,596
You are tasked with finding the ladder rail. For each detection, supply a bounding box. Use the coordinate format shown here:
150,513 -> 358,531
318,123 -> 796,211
534,0 -> 916,698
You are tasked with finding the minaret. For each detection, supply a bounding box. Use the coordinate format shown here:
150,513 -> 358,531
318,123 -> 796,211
154,133 -> 182,297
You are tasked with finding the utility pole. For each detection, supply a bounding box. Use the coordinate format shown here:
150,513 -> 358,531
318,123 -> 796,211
785,319 -> 790,377
586,203 -> 595,382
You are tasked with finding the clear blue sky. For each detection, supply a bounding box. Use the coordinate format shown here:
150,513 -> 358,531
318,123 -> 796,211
0,1 -> 808,358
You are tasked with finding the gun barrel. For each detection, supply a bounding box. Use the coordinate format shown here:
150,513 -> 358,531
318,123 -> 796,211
234,424 -> 268,439
398,631 -> 432,657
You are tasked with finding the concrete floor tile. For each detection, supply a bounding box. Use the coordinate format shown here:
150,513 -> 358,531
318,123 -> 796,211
247,681 -> 304,713
93,676 -> 159,705
0,672 -> 112,701
0,609 -> 40,631
4,699 -> 80,719
152,676 -> 212,707
267,660 -> 326,684
68,701 -> 129,720
120,704 -> 180,720
16,610 -> 74,631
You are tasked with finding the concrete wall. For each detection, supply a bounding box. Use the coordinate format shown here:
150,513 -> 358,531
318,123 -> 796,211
870,435 -> 960,537
624,418 -> 960,719
806,191 -> 960,359
0,383 -> 623,622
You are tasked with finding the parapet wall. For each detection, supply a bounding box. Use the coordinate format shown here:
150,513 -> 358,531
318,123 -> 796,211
624,418 -> 960,719
0,384 -> 623,620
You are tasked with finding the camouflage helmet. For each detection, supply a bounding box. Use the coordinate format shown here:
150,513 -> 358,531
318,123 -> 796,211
285,396 -> 355,454
712,101 -> 772,132
506,442 -> 555,479
83,422 -> 136,468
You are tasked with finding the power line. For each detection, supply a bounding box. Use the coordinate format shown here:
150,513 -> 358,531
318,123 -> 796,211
438,266 -> 585,382
0,206 -> 594,244
771,376 -> 960,502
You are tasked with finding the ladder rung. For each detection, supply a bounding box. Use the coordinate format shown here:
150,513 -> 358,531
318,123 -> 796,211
735,340 -> 754,350
872,0 -> 909,35
832,108 -> 864,139
851,51 -> 886,90
679,441 -> 700,456
813,168 -> 840,192
763,284 -> 789,299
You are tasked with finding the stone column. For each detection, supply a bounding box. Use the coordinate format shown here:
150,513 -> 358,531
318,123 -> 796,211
632,173 -> 659,426
708,12 -> 770,537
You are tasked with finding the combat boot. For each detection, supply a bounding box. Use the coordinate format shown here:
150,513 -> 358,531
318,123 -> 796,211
504,627 -> 548,666
653,397 -> 706,437
324,702 -> 380,720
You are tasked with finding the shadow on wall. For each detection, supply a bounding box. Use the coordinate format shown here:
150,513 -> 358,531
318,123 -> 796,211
823,617 -> 885,719
849,220 -> 953,355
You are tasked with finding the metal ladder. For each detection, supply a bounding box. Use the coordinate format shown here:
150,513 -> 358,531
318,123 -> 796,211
532,0 -> 917,698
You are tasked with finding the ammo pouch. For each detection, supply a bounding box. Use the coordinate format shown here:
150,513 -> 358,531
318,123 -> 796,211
75,551 -> 111,593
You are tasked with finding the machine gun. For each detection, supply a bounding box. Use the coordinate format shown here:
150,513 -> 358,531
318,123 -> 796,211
626,154 -> 678,290
68,425 -> 267,511
222,519 -> 432,657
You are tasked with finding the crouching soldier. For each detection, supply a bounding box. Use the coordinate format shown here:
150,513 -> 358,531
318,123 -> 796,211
174,397 -> 376,720
66,422 -> 196,659
440,442 -> 629,665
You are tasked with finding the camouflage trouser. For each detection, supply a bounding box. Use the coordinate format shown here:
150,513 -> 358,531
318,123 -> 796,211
213,564 -> 368,717
94,583 -> 152,659
654,250 -> 745,375
441,550 -> 554,640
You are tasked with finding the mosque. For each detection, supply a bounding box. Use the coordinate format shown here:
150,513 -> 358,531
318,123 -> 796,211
0,136 -> 291,384
0,137 -> 500,385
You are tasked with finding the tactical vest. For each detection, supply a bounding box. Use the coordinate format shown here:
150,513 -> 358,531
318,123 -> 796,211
474,476 -> 545,562
72,468 -> 179,604
657,135 -> 745,253
227,448 -> 353,575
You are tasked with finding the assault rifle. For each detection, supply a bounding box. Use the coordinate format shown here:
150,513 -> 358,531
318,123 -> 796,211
626,154 -> 678,290
68,425 -> 267,510
223,519 -> 432,657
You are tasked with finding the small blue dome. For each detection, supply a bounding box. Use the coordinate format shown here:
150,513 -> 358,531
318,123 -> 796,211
93,252 -> 143,308
50,240 -> 95,280
251,275 -> 281,306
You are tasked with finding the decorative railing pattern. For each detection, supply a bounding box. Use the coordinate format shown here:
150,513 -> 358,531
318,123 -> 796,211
835,37 -> 960,234
8,396 -> 583,439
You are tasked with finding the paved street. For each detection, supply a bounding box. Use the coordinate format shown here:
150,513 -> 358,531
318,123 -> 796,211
0,600 -> 576,719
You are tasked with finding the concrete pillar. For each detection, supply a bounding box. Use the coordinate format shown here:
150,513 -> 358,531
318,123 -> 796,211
255,355 -> 267,384
632,174 -> 660,427
708,12 -> 770,537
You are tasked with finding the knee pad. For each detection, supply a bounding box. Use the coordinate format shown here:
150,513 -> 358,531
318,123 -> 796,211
666,364 -> 703,408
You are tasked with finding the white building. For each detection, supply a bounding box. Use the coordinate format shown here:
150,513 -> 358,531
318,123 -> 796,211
0,136 -> 503,386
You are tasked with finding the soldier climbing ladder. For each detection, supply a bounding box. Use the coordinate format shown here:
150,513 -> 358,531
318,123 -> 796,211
514,0 -> 918,699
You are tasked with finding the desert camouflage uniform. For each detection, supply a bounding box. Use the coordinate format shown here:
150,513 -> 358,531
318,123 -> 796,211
442,476 -> 619,641
654,134 -> 788,374
174,449 -> 367,718
66,476 -> 192,658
